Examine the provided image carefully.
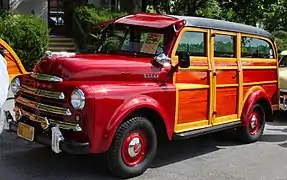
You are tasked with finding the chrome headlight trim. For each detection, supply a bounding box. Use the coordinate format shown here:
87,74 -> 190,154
71,88 -> 85,110
10,77 -> 20,95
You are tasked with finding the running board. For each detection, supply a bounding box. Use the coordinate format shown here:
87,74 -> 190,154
173,121 -> 242,140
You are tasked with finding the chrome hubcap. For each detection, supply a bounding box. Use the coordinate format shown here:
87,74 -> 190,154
128,137 -> 142,157
250,114 -> 257,129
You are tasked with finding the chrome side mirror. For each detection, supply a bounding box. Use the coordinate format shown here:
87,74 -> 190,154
153,53 -> 171,66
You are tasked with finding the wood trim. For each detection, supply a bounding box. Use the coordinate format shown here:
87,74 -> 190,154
214,114 -> 239,125
237,33 -> 243,118
174,120 -> 210,133
175,83 -> 209,90
210,29 -> 216,125
179,66 -> 209,71
0,39 -> 26,74
216,84 -> 238,88
207,29 -> 213,126
242,66 -> 277,70
211,30 -> 237,36
241,58 -> 276,62
214,57 -> 237,62
215,66 -> 238,70
171,27 -> 209,66
243,80 -> 277,86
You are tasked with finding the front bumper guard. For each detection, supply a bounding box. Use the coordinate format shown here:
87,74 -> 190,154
279,95 -> 287,111
4,110 -> 90,154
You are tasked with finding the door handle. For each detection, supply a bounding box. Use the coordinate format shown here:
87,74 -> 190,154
201,76 -> 207,80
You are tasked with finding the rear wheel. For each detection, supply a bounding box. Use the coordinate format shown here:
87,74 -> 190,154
237,103 -> 266,143
107,116 -> 157,178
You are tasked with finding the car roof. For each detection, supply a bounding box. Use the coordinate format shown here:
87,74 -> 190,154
169,15 -> 274,40
112,13 -> 274,41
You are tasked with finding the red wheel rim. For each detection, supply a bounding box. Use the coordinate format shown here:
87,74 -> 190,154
121,130 -> 148,166
249,109 -> 261,135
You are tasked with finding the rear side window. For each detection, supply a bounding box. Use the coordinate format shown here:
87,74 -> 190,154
241,37 -> 274,59
176,31 -> 206,56
214,34 -> 236,58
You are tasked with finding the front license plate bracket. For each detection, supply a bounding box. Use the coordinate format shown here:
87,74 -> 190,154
17,122 -> 35,141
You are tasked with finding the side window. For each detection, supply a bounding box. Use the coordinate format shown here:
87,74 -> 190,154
241,37 -> 274,59
214,34 -> 236,58
176,31 -> 206,56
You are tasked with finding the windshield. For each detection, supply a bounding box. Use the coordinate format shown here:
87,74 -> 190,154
97,24 -> 166,56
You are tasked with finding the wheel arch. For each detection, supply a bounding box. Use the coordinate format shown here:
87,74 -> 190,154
100,95 -> 173,153
241,86 -> 273,126
125,107 -> 169,143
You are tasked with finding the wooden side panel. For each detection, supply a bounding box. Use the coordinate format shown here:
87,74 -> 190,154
178,89 -> 208,124
243,84 -> 277,103
0,39 -> 26,79
5,53 -> 22,76
176,71 -> 208,84
216,70 -> 237,85
216,87 -> 237,117
243,69 -> 277,83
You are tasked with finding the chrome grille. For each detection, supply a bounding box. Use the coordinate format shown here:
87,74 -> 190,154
21,85 -> 65,100
16,96 -> 71,116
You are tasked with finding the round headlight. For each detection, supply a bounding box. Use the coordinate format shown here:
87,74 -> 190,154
11,77 -> 20,95
71,88 -> 85,110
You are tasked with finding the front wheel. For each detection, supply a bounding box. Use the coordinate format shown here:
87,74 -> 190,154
237,103 -> 266,143
107,116 -> 157,178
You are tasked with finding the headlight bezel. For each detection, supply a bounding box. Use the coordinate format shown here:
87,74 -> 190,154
10,77 -> 21,95
70,88 -> 85,110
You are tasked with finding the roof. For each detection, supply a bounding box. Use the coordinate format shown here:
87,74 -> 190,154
111,13 -> 274,40
169,15 -> 274,40
114,13 -> 182,28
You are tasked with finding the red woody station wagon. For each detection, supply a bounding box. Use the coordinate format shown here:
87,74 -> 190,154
5,13 -> 279,178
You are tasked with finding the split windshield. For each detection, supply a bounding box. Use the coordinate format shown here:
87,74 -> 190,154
97,24 -> 167,56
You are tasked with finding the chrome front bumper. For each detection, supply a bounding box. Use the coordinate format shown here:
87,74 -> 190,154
3,110 -> 90,154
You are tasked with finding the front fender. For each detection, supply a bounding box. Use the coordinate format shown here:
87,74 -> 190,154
241,86 -> 271,126
99,95 -> 172,152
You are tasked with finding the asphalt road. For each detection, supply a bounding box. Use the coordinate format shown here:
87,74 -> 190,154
1,96 -> 287,180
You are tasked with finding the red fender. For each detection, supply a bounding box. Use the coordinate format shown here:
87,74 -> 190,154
99,95 -> 172,152
241,87 -> 271,126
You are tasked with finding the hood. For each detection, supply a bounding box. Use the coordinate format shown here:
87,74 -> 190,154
279,67 -> 287,89
34,53 -> 169,82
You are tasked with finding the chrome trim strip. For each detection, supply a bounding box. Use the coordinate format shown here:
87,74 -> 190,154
14,107 -> 82,131
21,85 -> 65,100
30,73 -> 63,82
16,97 -> 72,116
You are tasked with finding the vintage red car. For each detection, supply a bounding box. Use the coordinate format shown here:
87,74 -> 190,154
5,12 -> 279,178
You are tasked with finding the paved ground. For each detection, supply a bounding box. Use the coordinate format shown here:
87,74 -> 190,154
1,96 -> 287,180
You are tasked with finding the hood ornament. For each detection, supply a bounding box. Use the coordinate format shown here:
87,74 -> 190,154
44,51 -> 76,59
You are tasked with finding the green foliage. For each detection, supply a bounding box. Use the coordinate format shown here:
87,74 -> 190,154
74,5 -> 126,30
274,30 -> 287,52
0,11 -> 48,71
73,4 -> 126,52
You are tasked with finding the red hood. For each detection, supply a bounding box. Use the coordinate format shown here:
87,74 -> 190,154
34,53 -> 170,82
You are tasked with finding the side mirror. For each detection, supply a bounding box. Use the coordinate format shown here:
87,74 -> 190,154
153,53 -> 171,66
178,51 -> 190,68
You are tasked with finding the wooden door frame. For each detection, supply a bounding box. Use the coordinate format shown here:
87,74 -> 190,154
209,30 -> 241,125
170,27 -> 214,133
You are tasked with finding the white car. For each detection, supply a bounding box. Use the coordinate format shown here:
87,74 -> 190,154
279,50 -> 287,110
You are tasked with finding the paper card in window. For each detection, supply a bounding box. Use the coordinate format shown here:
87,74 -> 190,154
140,33 -> 163,54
